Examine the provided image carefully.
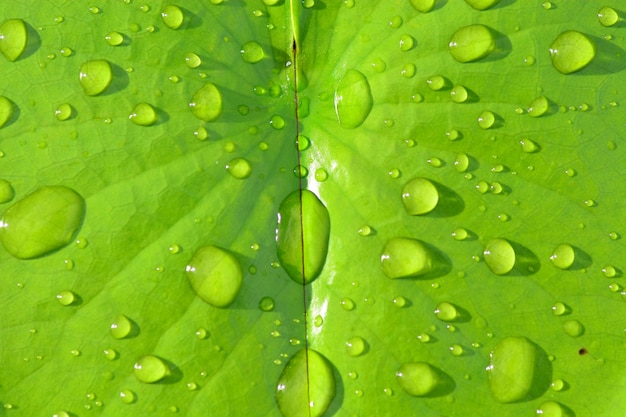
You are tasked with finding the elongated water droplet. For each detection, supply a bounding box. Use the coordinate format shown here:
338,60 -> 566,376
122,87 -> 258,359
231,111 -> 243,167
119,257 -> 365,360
549,244 -> 575,270
134,355 -> 170,383
483,238 -> 515,275
185,245 -> 243,308
464,0 -> 500,10
449,24 -> 496,63
276,348 -> 335,417
334,69 -> 373,128
454,153 -> 470,172
450,85 -> 469,103
528,96 -> 549,117
487,336 -> 539,403
563,320 -> 584,337
549,31 -> 596,74
401,177 -> 439,215
79,60 -> 112,96
105,31 -> 124,46
520,138 -> 539,153
0,179 -> 15,203
241,41 -> 264,63
434,302 -> 459,322
0,186 -> 85,259
0,19 -> 27,62
0,96 -> 14,128
380,237 -> 438,279
276,190 -> 330,285
189,83 -> 222,122
56,290 -> 77,306
129,102 -> 157,126
396,362 -> 447,396
161,5 -> 184,29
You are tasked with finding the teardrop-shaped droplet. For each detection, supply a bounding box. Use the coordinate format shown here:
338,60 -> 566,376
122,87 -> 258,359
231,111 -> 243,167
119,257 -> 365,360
189,83 -> 223,122
0,19 -> 28,62
334,69 -> 373,128
0,186 -> 85,259
79,59 -> 113,96
487,336 -> 538,403
401,177 -> 439,215
129,102 -> 157,126
528,96 -> 549,117
276,190 -> 330,285
185,245 -> 243,308
276,348 -> 335,417
396,362 -> 447,396
449,24 -> 496,63
549,31 -> 596,74
241,41 -> 265,63
0,96 -> 15,128
380,237 -> 438,279
133,355 -> 171,383
434,302 -> 459,322
161,5 -> 184,29
110,314 -> 134,339
0,179 -> 15,203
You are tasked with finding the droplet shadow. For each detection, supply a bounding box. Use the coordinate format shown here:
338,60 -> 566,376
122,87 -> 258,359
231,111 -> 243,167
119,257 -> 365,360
429,180 -> 465,217
480,28 -> 512,62
320,353 -> 343,417
567,246 -> 592,270
178,7 -> 203,30
100,62 -> 130,96
158,357 -> 184,384
21,22 -> 41,61
522,341 -> 552,401
420,242 -> 452,279
576,34 -> 626,75
2,99 -> 20,129
422,366 -> 456,398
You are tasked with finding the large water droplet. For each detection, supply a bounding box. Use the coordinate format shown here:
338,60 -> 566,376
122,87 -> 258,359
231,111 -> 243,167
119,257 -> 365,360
549,31 -> 596,74
434,301 -> 459,322
487,336 -> 540,403
276,190 -> 330,285
128,102 -> 157,126
161,5 -> 184,29
334,69 -> 373,128
0,186 -> 85,259
241,41 -> 264,63
528,96 -> 549,117
598,6 -> 620,27
536,401 -> 572,417
133,355 -> 171,383
0,19 -> 27,62
0,96 -> 15,128
79,59 -> 113,96
396,362 -> 450,396
449,24 -> 496,63
276,348 -> 335,417
189,83 -> 223,122
185,245 -> 243,307
409,0 -> 436,12
110,314 -> 135,339
464,0 -> 500,10
483,238 -> 515,275
380,237 -> 440,279
0,179 -> 15,203
401,177 -> 439,215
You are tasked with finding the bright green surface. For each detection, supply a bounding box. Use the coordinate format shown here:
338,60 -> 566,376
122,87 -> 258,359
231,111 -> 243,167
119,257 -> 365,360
1,1 -> 625,416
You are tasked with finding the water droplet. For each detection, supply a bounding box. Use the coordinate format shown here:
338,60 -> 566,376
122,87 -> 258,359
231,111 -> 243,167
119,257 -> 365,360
314,168 -> 328,182
537,401 -> 571,417
483,238 -> 515,275
294,165 -> 308,178
563,320 -> 584,337
598,6 -> 620,27
396,362 -> 447,396
276,348 -> 336,417
340,297 -> 355,311
186,245 -> 242,308
79,60 -> 112,96
226,158 -> 252,179
487,336 -> 538,403
388,15 -> 403,28
105,31 -> 124,46
380,237 -> 439,279
446,129 -> 461,141
476,180 -> 489,194
400,63 -> 416,78
129,102 -> 157,126
550,379 -> 565,391
313,315 -> 323,327
358,225 -> 372,236
334,69 -> 373,129
520,138 -> 539,153
56,290 -> 77,306
0,96 -> 15,128
602,265 -> 617,278
0,179 -> 15,203
449,344 -> 464,356
241,41 -> 264,63
528,96 -> 549,117
70,348 -> 81,356
584,199 -> 596,207
549,31 -> 596,74
134,355 -> 171,383
399,34 -> 415,51
346,336 -> 366,356
55,103 -> 73,121
609,282 -> 621,292
409,0 -> 436,12
401,177 -> 439,215
450,85 -> 469,103
453,153 -> 470,172
370,58 -> 386,73
0,19 -> 27,62
417,333 -> 431,343
427,157 -> 443,167
276,190 -> 330,285
195,328 -> 208,339
609,231 -> 620,240
426,75 -> 446,91
477,110 -> 495,129
259,296 -> 275,312
434,302 -> 459,322
103,347 -> 119,360
270,114 -> 285,129
449,24 -> 496,63
110,314 -> 134,339
189,83 -> 222,122
53,411 -> 70,417
549,244 -> 575,270
551,302 -> 568,316
388,168 -> 401,179
542,1 -> 553,9
451,227 -> 468,241
393,296 -> 407,307
464,0 -> 500,10
161,5 -> 184,29
119,389 -> 137,404
0,186 -> 85,259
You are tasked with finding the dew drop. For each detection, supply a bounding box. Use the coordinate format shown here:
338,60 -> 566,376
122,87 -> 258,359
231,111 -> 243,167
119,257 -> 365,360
450,85 -> 469,103
55,103 -> 73,121
477,110 -> 495,129
550,379 -> 565,391
551,302 -> 567,316
602,265 -> 617,278
487,336 -> 539,403
370,58 -> 386,73
451,228 -> 468,241
399,34 -> 415,51
528,96 -> 549,117
0,186 -> 85,259
334,70 -> 373,128
598,6 -> 620,27
434,301 -> 459,322
0,179 -> 15,203
400,63 -> 416,78
417,333 -> 431,343
134,355 -> 171,383
401,177 -> 439,215
119,389 -> 137,404
549,244 -> 575,270
185,52 -> 202,68
276,190 -> 330,285
345,336 -> 366,356
409,0 -> 436,12
563,320 -> 584,337
388,15 -> 403,28
314,168 -> 328,182
549,31 -> 596,74
105,31 -> 124,46
454,153 -> 470,172
129,102 -> 157,126
0,19 -> 27,62
396,362 -> 447,396
0,96 -> 15,128
393,296 -> 407,307
259,296 -> 275,312
276,348 -> 336,417
161,5 -> 184,29
56,290 -> 77,306
380,237 -> 439,279
226,158 -> 252,179
483,238 -> 515,275
241,41 -> 265,63
79,59 -> 113,96
189,83 -> 222,122
270,114 -> 285,129
185,245 -> 242,308
426,75 -> 446,91
449,344 -> 464,356
358,225 -> 372,236
340,297 -> 355,311
537,400 -> 571,417
195,328 -> 208,339
110,314 -> 134,339
464,0 -> 500,10
449,24 -> 496,63
103,348 -> 118,360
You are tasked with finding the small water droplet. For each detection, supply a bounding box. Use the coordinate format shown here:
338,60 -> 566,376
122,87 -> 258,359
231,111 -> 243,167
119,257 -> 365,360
241,41 -> 265,63
226,158 -> 252,179
380,237 -> 441,279
393,296 -> 407,307
161,5 -> 184,29
563,320 -> 584,337
388,15 -> 403,28
55,103 -> 73,121
451,228 -> 468,241
259,296 -> 275,312
129,102 -> 157,126
119,389 -> 137,404
549,243 -> 575,270
345,336 -> 366,356
434,301 -> 459,322
358,225 -> 372,236
528,96 -> 549,117
340,297 -> 355,311
449,344 -> 464,356
56,290 -> 77,306
550,378 -> 565,391
598,6 -> 620,27
134,355 -> 171,383
450,85 -> 468,103
551,302 -> 568,316
396,362 -> 448,396
417,333 -> 431,343
79,59 -> 113,96
426,75 -> 446,91
602,265 -> 617,278
477,110 -> 496,129
105,31 -> 124,46
110,314 -> 134,339
464,0 -> 500,10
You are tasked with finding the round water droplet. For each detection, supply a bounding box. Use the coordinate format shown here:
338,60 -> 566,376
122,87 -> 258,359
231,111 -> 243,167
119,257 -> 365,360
552,302 -> 567,316
598,6 -> 620,27
449,24 -> 496,63
0,179 -> 15,203
449,344 -> 464,356
53,411 -> 70,417
346,336 -> 366,356
371,58 -> 386,73
450,85 -> 468,103
399,34 -> 415,51
226,158 -> 252,179
105,31 -> 124,46
400,63 -> 416,78
0,186 -> 85,259
528,96 -> 549,117
520,138 -> 539,153
380,237 -> 438,279
334,69 -> 373,129
270,114 -> 285,129
537,401 -> 570,417
79,60 -> 112,96
388,15 -> 403,28
55,103 -> 73,121
476,181 -> 489,194
276,348 -> 335,417
110,314 -> 134,339
550,379 -> 565,391
129,102 -> 157,126
340,297 -> 355,311
434,301 -> 459,322
396,362 -> 445,396
464,0 -> 500,10
0,19 -> 27,62
296,135 -> 310,151
119,389 -> 137,404
426,75 -> 446,91
487,336 -> 538,403
409,0 -> 436,12
241,41 -> 264,63
483,238 -> 515,275
453,153 -> 470,172
185,52 -> 202,68
189,83 -> 222,122
186,245 -> 242,308
259,296 -> 275,312
195,328 -> 208,339
134,355 -> 170,383
314,168 -> 328,182
276,190 -> 330,285
0,96 -> 15,128
358,225 -> 372,236
477,110 -> 495,129
549,31 -> 596,74
161,5 -> 184,29
393,296 -> 407,307
56,290 -> 77,306
549,244 -> 575,270
563,320 -> 584,337
451,227 -> 468,240
602,265 -> 617,278
401,177 -> 439,215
